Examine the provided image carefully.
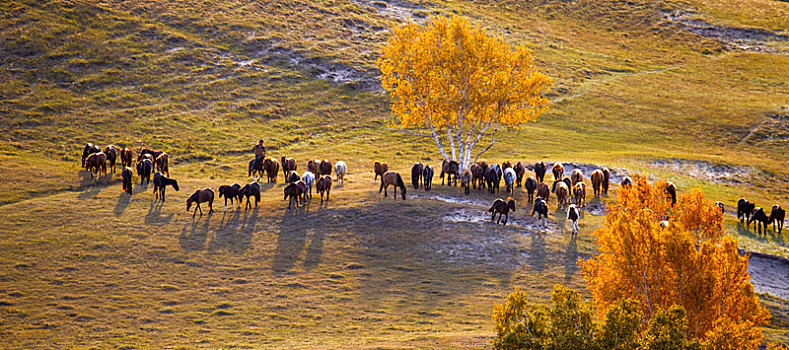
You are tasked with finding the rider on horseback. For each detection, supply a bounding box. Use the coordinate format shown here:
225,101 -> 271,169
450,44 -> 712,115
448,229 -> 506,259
250,140 -> 266,173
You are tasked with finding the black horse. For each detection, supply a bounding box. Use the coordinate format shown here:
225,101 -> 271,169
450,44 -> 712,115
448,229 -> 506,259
534,161 -> 547,183
485,166 -> 500,194
748,207 -> 770,235
121,167 -> 133,195
532,197 -> 549,227
137,159 -> 153,185
411,163 -> 424,189
153,172 -> 179,202
422,165 -> 434,191
737,198 -> 755,223
218,184 -> 243,211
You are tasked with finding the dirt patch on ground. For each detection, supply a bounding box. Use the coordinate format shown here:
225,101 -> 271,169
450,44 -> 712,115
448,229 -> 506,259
648,158 -> 761,185
255,46 -> 381,91
351,0 -> 430,24
746,251 -> 789,300
663,10 -> 789,54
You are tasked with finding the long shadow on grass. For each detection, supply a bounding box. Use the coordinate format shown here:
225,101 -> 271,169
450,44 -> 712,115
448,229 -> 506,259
272,208 -> 312,274
180,215 -> 211,251
209,208 -> 256,253
114,194 -> 130,216
145,200 -> 173,226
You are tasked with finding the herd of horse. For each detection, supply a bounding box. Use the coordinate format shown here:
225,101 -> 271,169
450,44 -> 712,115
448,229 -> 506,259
80,143 -> 785,235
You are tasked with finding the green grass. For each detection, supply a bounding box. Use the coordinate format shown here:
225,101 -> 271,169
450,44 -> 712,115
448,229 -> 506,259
2,0 -> 789,347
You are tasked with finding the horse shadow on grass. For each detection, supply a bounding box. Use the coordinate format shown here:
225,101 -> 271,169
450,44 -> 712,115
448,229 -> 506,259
180,215 -> 212,251
271,208 -> 323,274
735,222 -> 769,243
145,200 -> 173,227
208,208 -> 256,253
565,236 -> 578,284
114,194 -> 130,216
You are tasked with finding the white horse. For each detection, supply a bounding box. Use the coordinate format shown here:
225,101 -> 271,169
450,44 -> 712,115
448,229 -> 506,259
503,167 -> 516,196
302,171 -> 315,199
567,204 -> 580,235
335,161 -> 347,186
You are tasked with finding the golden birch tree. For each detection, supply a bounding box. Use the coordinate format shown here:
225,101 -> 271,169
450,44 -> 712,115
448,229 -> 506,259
581,176 -> 769,348
378,15 -> 552,170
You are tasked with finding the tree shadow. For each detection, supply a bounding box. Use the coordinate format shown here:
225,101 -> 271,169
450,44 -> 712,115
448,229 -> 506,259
180,215 -> 211,251
114,194 -> 130,217
564,236 -> 578,284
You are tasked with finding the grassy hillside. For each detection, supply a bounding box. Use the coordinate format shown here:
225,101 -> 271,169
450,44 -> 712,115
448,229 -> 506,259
2,0 -> 789,347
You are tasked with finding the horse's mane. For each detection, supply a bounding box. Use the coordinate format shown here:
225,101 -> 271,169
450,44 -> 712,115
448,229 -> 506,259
187,190 -> 200,203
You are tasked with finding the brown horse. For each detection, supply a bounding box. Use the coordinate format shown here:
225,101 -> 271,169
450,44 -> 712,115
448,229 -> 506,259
319,160 -> 332,176
316,175 -> 332,203
552,162 -> 564,181
471,162 -> 487,190
82,143 -> 100,168
138,148 -> 163,163
574,182 -> 586,207
121,167 -> 133,195
488,197 -> 516,226
570,169 -> 583,187
602,167 -> 611,194
440,160 -> 459,186
379,172 -> 406,200
502,161 -> 513,171
286,170 -> 300,183
514,162 -> 525,187
524,177 -> 538,203
241,182 -> 260,210
284,180 -> 307,210
555,181 -> 569,210
120,147 -> 133,168
374,161 -> 389,182
770,205 -> 785,234
281,157 -> 297,179
155,152 -> 169,177
461,169 -> 471,195
308,159 -> 321,176
590,169 -> 604,196
86,152 -> 107,180
665,182 -> 677,205
186,188 -> 214,217
534,161 -> 547,183
537,182 -> 550,202
104,145 -> 118,173
264,157 -> 280,183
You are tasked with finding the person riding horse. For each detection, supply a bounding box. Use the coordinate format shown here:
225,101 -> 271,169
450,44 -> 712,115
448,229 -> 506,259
250,140 -> 267,173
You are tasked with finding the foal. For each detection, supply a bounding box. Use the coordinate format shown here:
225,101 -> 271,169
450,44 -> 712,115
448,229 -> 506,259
379,172 -> 406,200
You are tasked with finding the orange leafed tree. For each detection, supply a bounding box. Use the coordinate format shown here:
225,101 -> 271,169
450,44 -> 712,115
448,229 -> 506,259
581,176 -> 769,348
377,15 -> 552,170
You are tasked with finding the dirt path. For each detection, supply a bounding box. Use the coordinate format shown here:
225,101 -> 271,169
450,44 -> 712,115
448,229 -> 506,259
747,251 -> 789,300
